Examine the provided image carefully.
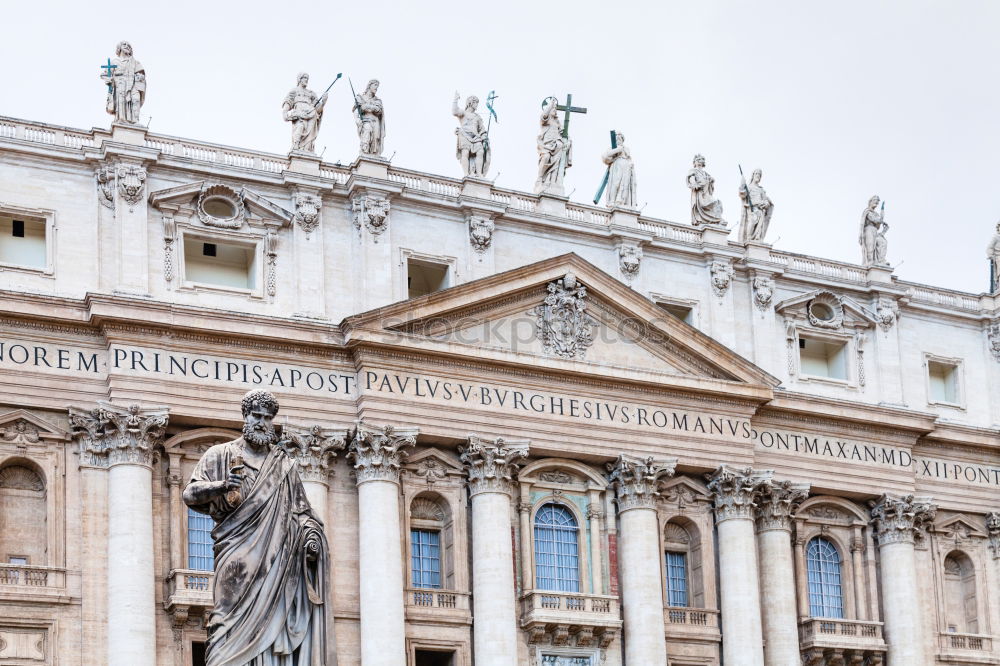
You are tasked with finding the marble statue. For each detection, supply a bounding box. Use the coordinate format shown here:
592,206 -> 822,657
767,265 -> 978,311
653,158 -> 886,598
738,168 -> 773,243
602,131 -> 636,208
859,195 -> 889,265
987,222 -> 1000,293
687,154 -> 725,226
101,41 -> 145,125
354,79 -> 385,156
453,92 -> 491,177
183,390 -> 328,666
282,73 -> 327,154
534,98 -> 571,195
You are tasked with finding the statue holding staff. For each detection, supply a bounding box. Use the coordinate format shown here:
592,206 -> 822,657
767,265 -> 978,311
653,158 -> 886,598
453,92 -> 491,177
353,79 -> 385,156
101,41 -> 145,125
282,73 -> 327,154
601,131 -> 636,208
534,97 -> 571,195
738,167 -> 773,243
687,154 -> 725,226
859,195 -> 889,265
987,222 -> 1000,293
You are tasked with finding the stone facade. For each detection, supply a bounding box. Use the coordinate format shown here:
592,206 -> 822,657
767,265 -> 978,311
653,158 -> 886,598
0,113 -> 998,666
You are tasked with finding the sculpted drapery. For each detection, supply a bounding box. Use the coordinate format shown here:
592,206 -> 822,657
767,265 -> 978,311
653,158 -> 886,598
859,195 -> 888,265
453,93 -> 490,177
102,41 -> 145,125
283,73 -> 327,154
687,154 -> 725,226
738,168 -> 773,243
602,131 -> 636,208
355,79 -> 385,156
534,98 -> 571,195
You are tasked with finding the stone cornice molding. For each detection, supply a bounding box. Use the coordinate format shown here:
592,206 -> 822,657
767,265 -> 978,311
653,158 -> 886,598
347,422 -> 418,485
281,424 -> 349,485
986,511 -> 1000,559
459,435 -> 529,498
606,454 -> 677,513
69,401 -> 169,469
868,494 -> 937,547
754,479 -> 810,532
707,465 -> 773,523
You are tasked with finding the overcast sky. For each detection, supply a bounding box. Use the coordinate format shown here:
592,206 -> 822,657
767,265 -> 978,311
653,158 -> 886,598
5,1 -> 999,292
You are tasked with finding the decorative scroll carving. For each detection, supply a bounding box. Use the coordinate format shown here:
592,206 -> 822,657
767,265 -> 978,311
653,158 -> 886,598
459,435 -> 528,497
264,232 -> 277,297
807,292 -> 844,329
707,465 -> 772,523
532,272 -> 596,360
347,422 -> 418,485
987,322 -> 1000,362
413,457 -> 448,486
539,471 -> 572,484
0,420 -> 41,447
606,453 -> 677,512
294,192 -> 321,233
875,297 -> 898,330
96,165 -> 116,209
410,497 -> 446,521
468,213 -> 495,253
352,195 -> 390,235
868,494 -> 936,546
856,332 -> 867,388
710,260 -> 733,297
785,319 -> 797,376
69,402 -> 168,468
162,216 -> 176,282
754,479 -> 810,531
618,244 -> 642,280
197,184 -> 245,229
752,276 -> 774,310
280,424 -> 347,484
116,163 -> 146,210
986,511 -> 1000,559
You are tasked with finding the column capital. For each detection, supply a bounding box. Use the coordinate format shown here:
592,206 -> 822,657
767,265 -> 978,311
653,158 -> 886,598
459,435 -> 529,497
707,465 -> 772,523
606,454 -> 677,512
282,424 -> 349,485
868,494 -> 936,546
985,511 -> 1000,559
754,479 -> 810,532
347,421 -> 418,485
69,401 -> 168,469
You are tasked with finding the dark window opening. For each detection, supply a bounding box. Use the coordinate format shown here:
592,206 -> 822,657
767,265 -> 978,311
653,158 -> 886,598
191,641 -> 206,666
415,649 -> 454,666
203,243 -> 217,257
12,220 -> 24,237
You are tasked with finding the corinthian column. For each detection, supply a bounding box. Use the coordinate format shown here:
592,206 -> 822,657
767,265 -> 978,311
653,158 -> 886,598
348,422 -> 417,666
70,402 -> 168,666
869,494 -> 936,666
607,454 -> 677,666
708,465 -> 770,666
754,480 -> 809,666
460,435 -> 529,666
282,424 -> 348,524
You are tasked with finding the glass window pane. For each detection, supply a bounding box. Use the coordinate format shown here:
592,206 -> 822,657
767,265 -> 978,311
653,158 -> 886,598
534,504 -> 580,592
187,508 -> 215,571
411,529 -> 442,589
806,537 -> 844,618
665,551 -> 689,607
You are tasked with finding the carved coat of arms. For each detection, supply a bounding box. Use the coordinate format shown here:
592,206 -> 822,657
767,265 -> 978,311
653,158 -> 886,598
532,273 -> 596,360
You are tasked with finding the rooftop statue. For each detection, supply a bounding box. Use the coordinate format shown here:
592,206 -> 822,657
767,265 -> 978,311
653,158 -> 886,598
282,73 -> 327,154
354,79 -> 385,157
859,195 -> 889,266
987,222 -> 1000,293
687,154 -> 725,226
453,92 -> 491,178
738,168 -> 773,243
101,41 -> 145,125
534,97 -> 572,195
183,390 -> 329,666
601,131 -> 636,208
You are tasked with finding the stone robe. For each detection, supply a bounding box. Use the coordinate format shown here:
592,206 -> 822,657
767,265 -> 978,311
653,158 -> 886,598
106,55 -> 145,124
859,208 -> 887,265
739,182 -> 773,243
357,93 -> 385,156
603,145 -> 636,207
283,87 -> 325,153
188,439 -> 328,666
687,167 -> 724,225
454,105 -> 491,176
535,112 -> 570,194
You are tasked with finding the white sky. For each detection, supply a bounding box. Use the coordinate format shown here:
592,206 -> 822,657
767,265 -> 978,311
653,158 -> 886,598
5,0 -> 999,292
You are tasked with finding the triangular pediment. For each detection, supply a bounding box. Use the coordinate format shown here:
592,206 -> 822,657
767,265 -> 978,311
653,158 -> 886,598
775,289 -> 878,330
149,180 -> 293,227
0,409 -> 69,446
934,515 -> 988,539
343,254 -> 779,398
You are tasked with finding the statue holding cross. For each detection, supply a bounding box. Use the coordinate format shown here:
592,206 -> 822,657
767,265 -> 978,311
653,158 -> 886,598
101,41 -> 145,125
534,94 -> 586,196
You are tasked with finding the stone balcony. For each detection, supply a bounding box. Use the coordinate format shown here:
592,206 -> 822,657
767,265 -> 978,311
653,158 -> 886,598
0,564 -> 71,604
663,606 -> 721,646
404,588 -> 472,626
799,618 -> 886,665
938,632 -> 997,663
520,591 -> 621,649
165,569 -> 213,625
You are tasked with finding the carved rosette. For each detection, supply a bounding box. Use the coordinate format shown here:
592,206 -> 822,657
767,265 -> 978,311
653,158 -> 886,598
69,402 -> 168,468
754,479 -> 810,532
281,424 -> 348,484
984,511 -> 999,558
710,260 -> 733,297
459,435 -> 529,498
707,465 -> 772,523
352,195 -> 390,236
869,494 -> 937,547
467,214 -> 495,253
116,163 -> 147,210
606,454 -> 677,512
294,192 -> 322,233
347,422 -> 418,485
532,272 -> 597,360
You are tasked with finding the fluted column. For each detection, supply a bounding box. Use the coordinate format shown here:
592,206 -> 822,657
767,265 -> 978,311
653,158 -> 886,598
461,436 -> 529,666
754,480 -> 810,666
869,494 -> 936,666
70,402 -> 168,666
348,422 -> 417,666
607,454 -> 677,666
708,465 -> 770,666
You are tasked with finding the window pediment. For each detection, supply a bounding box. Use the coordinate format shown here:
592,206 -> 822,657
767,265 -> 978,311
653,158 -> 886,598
150,181 -> 293,230
0,410 -> 68,448
776,290 -> 879,331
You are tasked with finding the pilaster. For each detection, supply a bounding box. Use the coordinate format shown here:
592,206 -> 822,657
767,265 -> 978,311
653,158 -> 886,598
291,187 -> 327,318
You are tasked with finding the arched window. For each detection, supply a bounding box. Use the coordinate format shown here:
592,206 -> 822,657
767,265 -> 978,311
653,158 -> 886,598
534,503 -> 580,592
663,523 -> 690,607
943,552 -> 978,633
187,508 -> 214,571
409,494 -> 453,590
0,463 -> 47,568
806,537 -> 844,618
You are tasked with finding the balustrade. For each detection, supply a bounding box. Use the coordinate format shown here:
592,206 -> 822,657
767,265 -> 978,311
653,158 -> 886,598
939,632 -> 991,652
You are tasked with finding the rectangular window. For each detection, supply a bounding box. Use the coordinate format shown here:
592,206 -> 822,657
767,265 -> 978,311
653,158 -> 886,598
656,301 -> 694,325
183,237 -> 257,290
414,650 -> 455,666
665,551 -> 689,607
187,508 -> 215,571
928,360 -> 959,404
8,556 -> 28,566
411,529 -> 441,589
541,657 -> 592,665
0,214 -> 46,269
799,336 -> 847,380
407,258 -> 450,298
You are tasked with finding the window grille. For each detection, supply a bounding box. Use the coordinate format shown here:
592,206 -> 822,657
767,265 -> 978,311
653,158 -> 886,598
187,508 -> 215,571
411,529 -> 442,589
806,537 -> 844,618
534,503 -> 580,592
665,551 -> 689,607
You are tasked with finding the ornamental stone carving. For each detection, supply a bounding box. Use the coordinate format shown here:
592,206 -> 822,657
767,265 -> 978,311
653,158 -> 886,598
294,192 -> 322,233
859,195 -> 889,266
707,465 -> 772,523
101,41 -> 145,125
0,419 -> 41,447
532,272 -> 596,360
281,424 -> 347,484
347,422 -> 417,485
197,184 -> 245,229
96,165 -> 116,209
875,297 -> 898,330
987,511 -> 1000,558
352,194 -> 390,235
868,494 -> 936,546
754,479 -> 810,531
606,454 -> 677,512
752,276 -> 774,310
687,153 -> 725,226
69,402 -> 168,468
710,260 -> 733,297
467,213 -> 495,252
807,292 -> 844,329
459,435 -> 528,497
618,244 -> 642,280
116,163 -> 146,210
987,322 -> 1000,362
